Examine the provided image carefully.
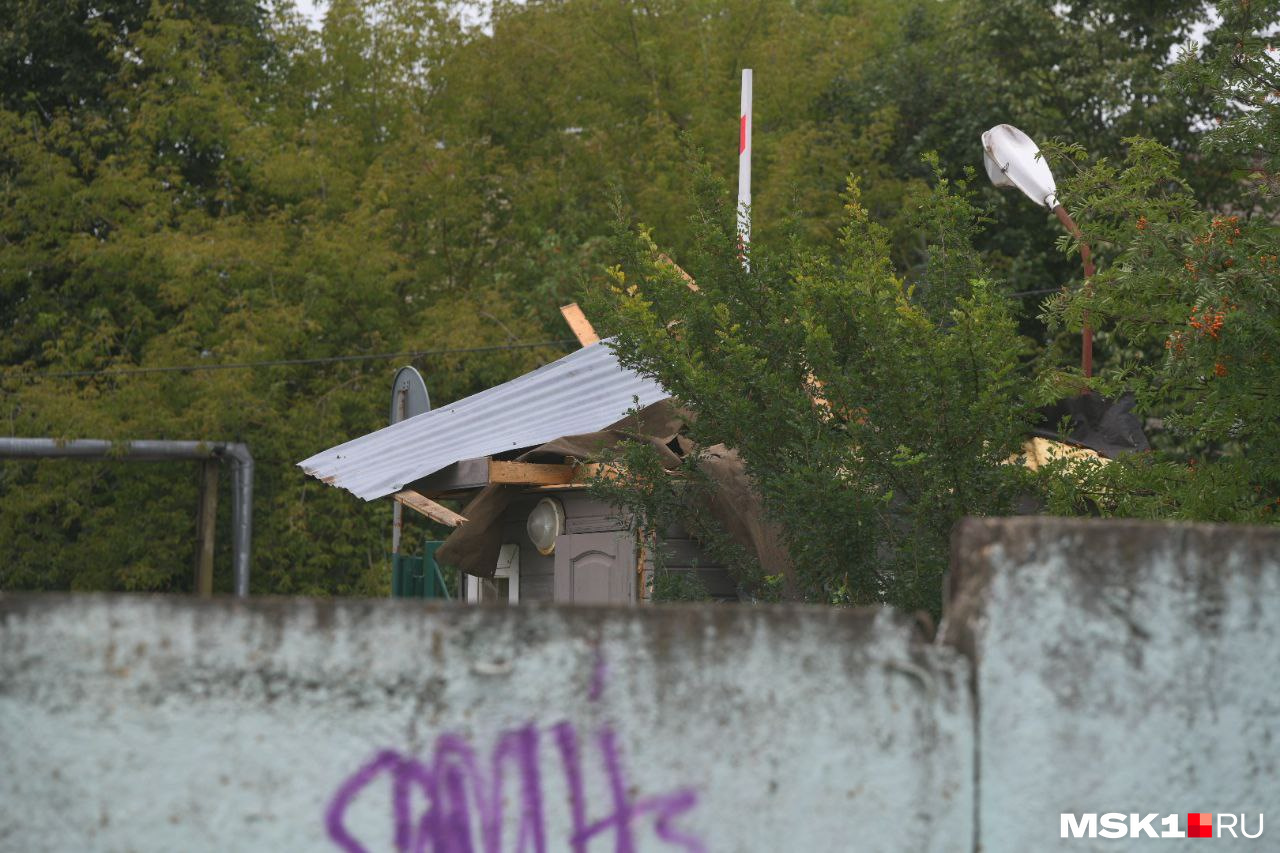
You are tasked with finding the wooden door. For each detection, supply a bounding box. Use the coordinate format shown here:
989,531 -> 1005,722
554,531 -> 635,604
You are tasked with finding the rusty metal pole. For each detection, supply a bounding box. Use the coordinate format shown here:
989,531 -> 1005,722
194,459 -> 219,597
1053,205 -> 1096,378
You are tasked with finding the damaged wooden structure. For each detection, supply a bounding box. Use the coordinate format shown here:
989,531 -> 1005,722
301,287 -> 1150,606
299,303 -> 739,605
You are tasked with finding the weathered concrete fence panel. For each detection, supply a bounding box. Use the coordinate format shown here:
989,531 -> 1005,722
947,517 -> 1280,851
6,517 -> 1276,851
0,597 -> 972,852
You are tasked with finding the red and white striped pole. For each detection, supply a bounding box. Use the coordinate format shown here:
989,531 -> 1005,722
737,68 -> 752,269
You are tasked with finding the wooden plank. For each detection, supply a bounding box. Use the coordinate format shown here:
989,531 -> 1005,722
524,483 -> 590,492
392,491 -> 468,527
193,459 -> 218,598
488,459 -> 578,486
577,462 -> 618,481
559,302 -> 600,347
658,253 -> 699,292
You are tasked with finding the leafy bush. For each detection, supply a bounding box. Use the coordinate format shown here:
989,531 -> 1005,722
590,164 -> 1037,614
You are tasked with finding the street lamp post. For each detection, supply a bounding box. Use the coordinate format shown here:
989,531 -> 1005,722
982,124 -> 1096,378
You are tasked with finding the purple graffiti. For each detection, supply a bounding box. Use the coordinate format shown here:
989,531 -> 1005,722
552,722 -> 702,853
325,721 -> 704,853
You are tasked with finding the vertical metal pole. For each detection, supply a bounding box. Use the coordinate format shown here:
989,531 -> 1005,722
194,459 -> 219,597
1054,205 -> 1097,378
193,464 -> 206,590
229,445 -> 253,597
737,68 -> 752,268
391,389 -> 407,556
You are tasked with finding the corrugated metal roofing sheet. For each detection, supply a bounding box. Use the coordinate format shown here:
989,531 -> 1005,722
298,341 -> 669,501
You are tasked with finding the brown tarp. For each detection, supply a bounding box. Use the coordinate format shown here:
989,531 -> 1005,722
434,400 -> 794,590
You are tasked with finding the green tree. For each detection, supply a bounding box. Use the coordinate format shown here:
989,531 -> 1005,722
1036,0 -> 1280,522
0,0 -> 554,595
3,0 -> 1272,598
591,164 -> 1035,612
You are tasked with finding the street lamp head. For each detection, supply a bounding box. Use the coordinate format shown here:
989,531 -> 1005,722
981,124 -> 1059,210
983,124 -> 1096,377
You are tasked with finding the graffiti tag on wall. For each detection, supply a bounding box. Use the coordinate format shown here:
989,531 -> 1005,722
325,653 -> 704,852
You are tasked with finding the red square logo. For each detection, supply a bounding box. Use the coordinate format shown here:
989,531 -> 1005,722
1188,812 -> 1213,838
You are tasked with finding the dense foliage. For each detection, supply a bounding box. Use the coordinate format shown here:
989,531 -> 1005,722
1037,0 -> 1280,523
1,0 -> 1273,597
593,167 -> 1035,610
590,1 -> 1279,611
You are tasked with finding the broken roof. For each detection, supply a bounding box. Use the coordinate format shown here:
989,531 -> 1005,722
298,341 -> 669,501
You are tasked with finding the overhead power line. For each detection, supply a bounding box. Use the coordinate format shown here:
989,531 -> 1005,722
1010,287 -> 1070,299
5,340 -> 578,381
2,289 -> 1072,382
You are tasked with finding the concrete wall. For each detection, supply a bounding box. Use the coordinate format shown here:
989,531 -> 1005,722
3,516 -> 1278,852
945,517 -> 1280,850
0,597 -> 972,852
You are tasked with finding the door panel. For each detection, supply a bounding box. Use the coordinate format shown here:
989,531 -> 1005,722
554,532 -> 635,604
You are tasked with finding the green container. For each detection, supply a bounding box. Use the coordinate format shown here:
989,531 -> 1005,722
424,541 -> 444,598
391,541 -> 448,599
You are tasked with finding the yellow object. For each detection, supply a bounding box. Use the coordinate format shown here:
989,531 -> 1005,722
1010,437 -> 1106,472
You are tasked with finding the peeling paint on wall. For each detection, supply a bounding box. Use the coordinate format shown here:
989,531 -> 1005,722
0,597 -> 970,852
4,518 -> 1275,851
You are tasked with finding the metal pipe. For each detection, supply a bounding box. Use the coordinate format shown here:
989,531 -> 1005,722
737,68 -> 752,268
0,438 -> 253,596
391,387 -> 407,556
222,443 -> 254,597
1053,205 -> 1096,378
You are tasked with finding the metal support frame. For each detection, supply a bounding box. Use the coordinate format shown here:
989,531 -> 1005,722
0,438 -> 254,596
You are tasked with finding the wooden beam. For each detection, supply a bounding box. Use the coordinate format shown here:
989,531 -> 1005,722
518,463 -> 617,491
559,302 -> 600,347
193,459 -> 218,598
392,491 -> 468,528
524,482 -> 590,492
658,253 -> 699,292
488,459 -> 578,486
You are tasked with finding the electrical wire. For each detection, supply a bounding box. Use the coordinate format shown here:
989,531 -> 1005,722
5,340 -> 578,381
1010,287 -> 1070,299
3,289 -> 1075,382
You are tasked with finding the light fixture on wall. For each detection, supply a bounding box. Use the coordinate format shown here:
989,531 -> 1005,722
527,497 -> 565,556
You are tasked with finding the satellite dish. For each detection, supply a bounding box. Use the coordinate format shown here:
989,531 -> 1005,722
390,366 -> 431,425
981,124 -> 1059,210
